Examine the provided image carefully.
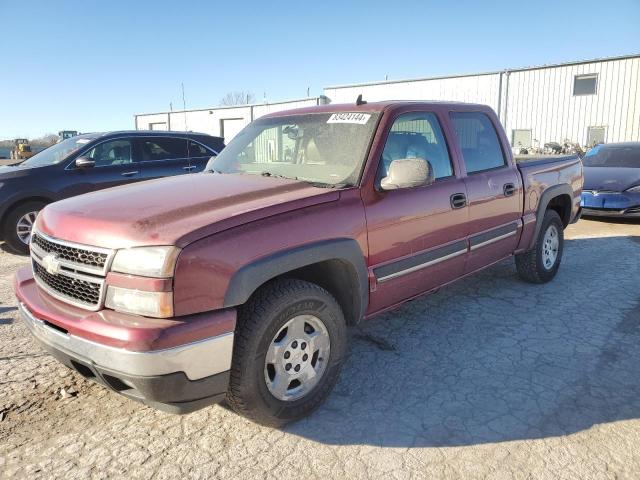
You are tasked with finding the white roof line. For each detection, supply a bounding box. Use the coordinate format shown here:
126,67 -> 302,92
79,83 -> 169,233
324,53 -> 640,90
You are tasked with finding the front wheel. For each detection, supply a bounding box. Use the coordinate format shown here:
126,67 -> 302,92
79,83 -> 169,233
3,201 -> 46,255
515,209 -> 564,283
226,279 -> 347,427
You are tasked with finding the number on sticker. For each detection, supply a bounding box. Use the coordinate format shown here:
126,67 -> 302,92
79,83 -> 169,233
327,113 -> 371,125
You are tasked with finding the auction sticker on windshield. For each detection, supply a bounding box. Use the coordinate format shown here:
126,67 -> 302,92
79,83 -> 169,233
327,113 -> 371,124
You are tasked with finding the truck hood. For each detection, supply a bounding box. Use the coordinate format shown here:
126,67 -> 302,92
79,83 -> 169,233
583,167 -> 640,192
36,173 -> 339,249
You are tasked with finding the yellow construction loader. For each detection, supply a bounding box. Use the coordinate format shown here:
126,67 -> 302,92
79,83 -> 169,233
10,139 -> 34,161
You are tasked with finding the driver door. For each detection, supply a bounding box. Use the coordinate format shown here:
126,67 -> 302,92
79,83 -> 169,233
364,111 -> 469,314
62,137 -> 142,198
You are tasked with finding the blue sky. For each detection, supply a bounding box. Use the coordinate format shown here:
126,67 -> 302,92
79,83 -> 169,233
1,0 -> 638,138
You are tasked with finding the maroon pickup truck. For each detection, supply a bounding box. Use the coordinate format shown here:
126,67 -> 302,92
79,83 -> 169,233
14,101 -> 583,426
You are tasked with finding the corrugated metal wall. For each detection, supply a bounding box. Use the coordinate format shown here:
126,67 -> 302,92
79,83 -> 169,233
325,73 -> 502,111
500,56 -> 640,146
135,56 -> 640,148
325,55 -> 640,148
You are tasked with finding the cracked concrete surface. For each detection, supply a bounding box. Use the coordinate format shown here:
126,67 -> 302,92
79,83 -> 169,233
0,218 -> 639,479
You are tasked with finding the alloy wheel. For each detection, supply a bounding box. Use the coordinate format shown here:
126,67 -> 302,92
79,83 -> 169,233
264,314 -> 331,402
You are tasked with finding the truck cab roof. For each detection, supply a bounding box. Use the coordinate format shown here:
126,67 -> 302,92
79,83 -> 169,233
263,100 -> 492,118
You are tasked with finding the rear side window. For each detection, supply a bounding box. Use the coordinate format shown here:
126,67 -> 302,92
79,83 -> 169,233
141,137 -> 188,161
381,112 -> 453,180
188,140 -> 213,157
450,112 -> 506,174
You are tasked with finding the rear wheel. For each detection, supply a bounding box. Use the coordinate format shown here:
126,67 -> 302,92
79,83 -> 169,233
515,209 -> 564,283
3,201 -> 46,255
226,279 -> 347,427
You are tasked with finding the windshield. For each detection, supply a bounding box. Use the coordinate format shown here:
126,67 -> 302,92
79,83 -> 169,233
21,135 -> 98,167
583,144 -> 640,168
207,112 -> 380,186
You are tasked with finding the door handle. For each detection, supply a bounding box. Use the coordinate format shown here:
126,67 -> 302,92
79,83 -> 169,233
503,183 -> 516,196
450,193 -> 467,209
183,165 -> 197,171
121,171 -> 139,177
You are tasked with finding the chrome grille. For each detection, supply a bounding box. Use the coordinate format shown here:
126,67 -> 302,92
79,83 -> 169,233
32,261 -> 102,307
32,233 -> 108,270
30,229 -> 114,310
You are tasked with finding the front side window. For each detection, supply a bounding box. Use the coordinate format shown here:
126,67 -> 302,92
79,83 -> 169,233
450,112 -> 506,174
141,137 -> 188,161
209,112 -> 380,186
381,112 -> 453,180
84,139 -> 133,167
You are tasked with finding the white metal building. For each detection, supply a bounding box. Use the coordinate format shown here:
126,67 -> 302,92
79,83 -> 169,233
325,54 -> 640,149
135,54 -> 639,148
134,96 -> 329,143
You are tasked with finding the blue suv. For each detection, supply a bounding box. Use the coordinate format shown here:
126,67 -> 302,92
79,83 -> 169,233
0,131 -> 224,253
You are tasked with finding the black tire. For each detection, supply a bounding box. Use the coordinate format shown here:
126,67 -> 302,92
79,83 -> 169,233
226,278 -> 347,427
3,201 -> 46,255
515,209 -> 564,283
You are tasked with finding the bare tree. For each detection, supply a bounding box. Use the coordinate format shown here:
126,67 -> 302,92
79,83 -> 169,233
219,91 -> 256,106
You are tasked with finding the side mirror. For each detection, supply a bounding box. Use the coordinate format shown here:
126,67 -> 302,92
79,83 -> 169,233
380,158 -> 434,190
75,157 -> 95,169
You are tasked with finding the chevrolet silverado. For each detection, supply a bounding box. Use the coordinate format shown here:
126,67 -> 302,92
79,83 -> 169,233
15,101 -> 583,426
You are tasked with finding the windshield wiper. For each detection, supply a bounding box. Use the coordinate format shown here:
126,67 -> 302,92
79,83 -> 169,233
260,171 -> 300,181
259,171 -> 352,189
308,181 -> 353,189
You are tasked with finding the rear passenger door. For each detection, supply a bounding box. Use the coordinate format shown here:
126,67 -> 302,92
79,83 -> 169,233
449,111 -> 523,273
186,140 -> 218,173
364,111 -> 469,313
137,136 -> 190,180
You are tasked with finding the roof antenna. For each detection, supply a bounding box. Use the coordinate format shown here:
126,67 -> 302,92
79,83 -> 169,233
181,82 -> 190,161
356,94 -> 367,106
181,82 -> 188,132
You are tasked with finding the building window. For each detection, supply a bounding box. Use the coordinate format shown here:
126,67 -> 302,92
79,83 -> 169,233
573,74 -> 598,96
512,129 -> 532,149
587,126 -> 606,146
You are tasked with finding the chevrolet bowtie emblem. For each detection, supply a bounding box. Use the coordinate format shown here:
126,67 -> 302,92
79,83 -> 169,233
42,253 -> 61,275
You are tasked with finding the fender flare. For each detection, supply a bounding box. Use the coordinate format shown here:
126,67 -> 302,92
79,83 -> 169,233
223,238 -> 369,320
531,183 -> 573,248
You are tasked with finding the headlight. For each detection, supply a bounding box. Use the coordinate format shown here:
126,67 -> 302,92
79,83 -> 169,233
626,185 -> 640,193
105,286 -> 173,318
111,246 -> 180,278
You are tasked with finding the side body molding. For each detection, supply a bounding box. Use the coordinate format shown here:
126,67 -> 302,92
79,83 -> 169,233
223,238 -> 369,320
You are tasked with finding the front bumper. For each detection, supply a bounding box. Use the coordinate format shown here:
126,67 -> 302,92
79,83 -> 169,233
15,267 -> 236,413
581,191 -> 640,217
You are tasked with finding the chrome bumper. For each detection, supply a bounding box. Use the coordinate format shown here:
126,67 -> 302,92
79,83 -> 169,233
19,302 -> 233,381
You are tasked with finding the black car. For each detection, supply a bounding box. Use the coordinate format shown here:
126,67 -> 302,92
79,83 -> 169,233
0,130 -> 224,254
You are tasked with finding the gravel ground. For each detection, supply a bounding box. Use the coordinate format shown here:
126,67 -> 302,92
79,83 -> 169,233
0,217 -> 639,479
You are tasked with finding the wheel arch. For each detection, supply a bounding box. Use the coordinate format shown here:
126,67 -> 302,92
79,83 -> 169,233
530,184 -> 573,249
223,239 -> 368,325
0,196 -> 53,235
